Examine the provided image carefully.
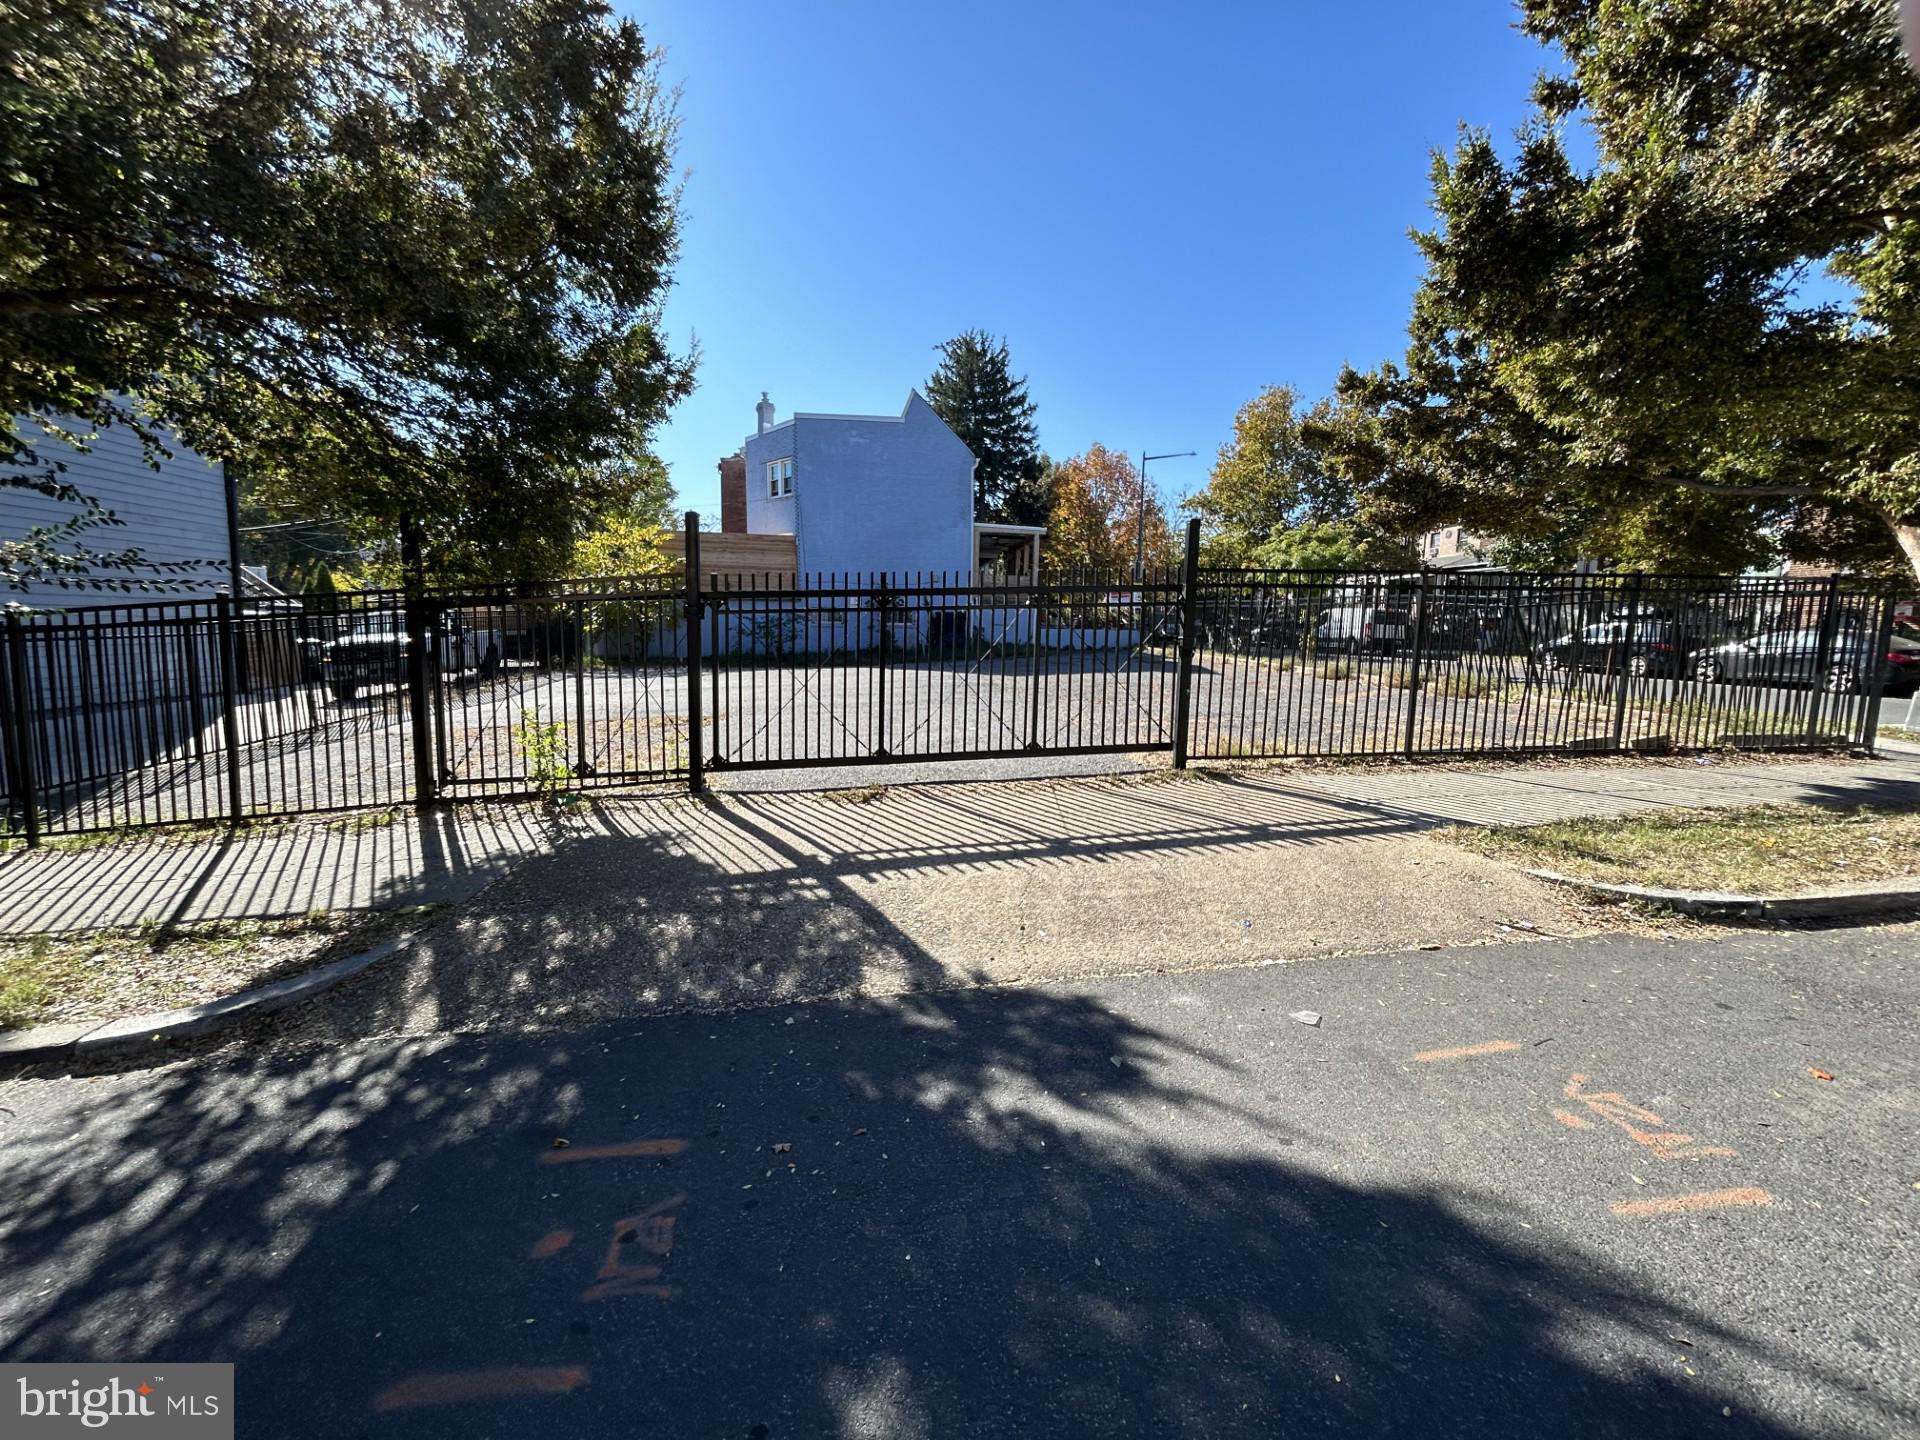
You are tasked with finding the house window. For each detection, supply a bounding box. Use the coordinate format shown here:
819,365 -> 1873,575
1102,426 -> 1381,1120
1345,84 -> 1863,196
766,457 -> 793,498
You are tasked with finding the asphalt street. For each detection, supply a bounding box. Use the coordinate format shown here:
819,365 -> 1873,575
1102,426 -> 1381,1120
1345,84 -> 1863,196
1,921 -> 1915,1439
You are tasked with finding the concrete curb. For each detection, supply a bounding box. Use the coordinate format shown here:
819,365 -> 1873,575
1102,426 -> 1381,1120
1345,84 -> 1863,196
1524,869 -> 1920,920
0,927 -> 423,1066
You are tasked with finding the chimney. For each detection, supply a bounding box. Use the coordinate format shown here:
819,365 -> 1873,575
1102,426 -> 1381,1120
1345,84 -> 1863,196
719,451 -> 747,533
756,392 -> 775,435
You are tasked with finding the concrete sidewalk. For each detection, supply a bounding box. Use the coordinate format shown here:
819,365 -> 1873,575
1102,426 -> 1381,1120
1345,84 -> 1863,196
1,753 -> 1913,944
5,751 -> 1907,1052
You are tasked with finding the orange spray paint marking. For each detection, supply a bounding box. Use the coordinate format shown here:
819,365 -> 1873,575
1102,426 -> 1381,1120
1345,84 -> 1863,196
1563,1075 -> 1737,1160
528,1229 -> 573,1260
373,1366 -> 589,1411
1412,1039 -> 1523,1063
1550,1109 -> 1589,1129
539,1138 -> 687,1166
580,1194 -> 684,1302
1610,1187 -> 1773,1217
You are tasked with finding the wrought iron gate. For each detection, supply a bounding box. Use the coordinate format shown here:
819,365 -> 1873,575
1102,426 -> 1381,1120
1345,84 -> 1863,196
700,572 -> 1187,773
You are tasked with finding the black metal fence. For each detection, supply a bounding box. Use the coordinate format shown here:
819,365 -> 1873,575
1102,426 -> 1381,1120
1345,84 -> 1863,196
1,518 -> 1905,842
1188,566 -> 1900,761
701,569 -> 1184,771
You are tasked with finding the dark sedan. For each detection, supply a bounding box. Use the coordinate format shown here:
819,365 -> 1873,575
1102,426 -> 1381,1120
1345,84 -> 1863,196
1533,620 -> 1692,678
1690,624 -> 1920,696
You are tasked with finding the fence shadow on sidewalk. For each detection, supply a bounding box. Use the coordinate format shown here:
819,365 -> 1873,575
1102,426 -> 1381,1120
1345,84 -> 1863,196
0,804 -> 562,936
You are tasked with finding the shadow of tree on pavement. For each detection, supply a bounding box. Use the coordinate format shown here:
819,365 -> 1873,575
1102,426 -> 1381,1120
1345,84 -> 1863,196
1,968 -> 1893,1437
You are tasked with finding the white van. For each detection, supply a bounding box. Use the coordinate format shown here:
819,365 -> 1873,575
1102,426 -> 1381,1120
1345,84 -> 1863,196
1315,603 -> 1412,654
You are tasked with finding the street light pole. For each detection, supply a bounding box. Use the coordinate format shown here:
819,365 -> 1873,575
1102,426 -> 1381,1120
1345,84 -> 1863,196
1135,450 -> 1196,582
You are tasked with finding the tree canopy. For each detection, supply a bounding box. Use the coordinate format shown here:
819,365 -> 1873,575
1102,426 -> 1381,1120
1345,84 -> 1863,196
1184,385 -> 1410,570
2,0 -> 692,587
925,331 -> 1049,525
1324,0 -> 1920,581
1044,444 -> 1176,575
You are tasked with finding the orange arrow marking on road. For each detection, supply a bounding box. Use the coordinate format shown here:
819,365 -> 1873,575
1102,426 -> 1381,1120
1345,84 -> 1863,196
1412,1039 -> 1522,1063
374,1367 -> 589,1411
539,1138 -> 687,1165
1610,1187 -> 1773,1217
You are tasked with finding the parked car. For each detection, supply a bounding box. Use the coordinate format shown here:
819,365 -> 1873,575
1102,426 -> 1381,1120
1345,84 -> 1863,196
322,609 -> 502,702
1198,597 -> 1303,653
1533,620 -> 1691,678
1316,604 -> 1411,654
495,608 -> 583,668
1690,623 -> 1920,695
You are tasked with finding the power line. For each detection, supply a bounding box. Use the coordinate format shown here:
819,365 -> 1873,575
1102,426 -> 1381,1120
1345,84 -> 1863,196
238,516 -> 342,533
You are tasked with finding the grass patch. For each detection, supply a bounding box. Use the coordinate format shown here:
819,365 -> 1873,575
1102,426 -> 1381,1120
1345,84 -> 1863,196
328,808 -> 403,833
1384,667 -> 1518,700
1881,725 -> 1920,744
1313,660 -> 1359,681
1,818 -> 296,854
0,905 -> 443,1032
0,938 -> 92,1029
1450,801 -> 1920,895
820,784 -> 889,805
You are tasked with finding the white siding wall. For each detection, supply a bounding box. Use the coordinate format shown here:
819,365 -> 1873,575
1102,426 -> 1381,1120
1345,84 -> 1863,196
2,415 -> 232,603
743,419 -> 797,543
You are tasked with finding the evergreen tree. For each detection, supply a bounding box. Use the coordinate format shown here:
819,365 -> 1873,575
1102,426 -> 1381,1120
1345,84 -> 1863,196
926,331 -> 1047,524
1324,0 -> 1920,580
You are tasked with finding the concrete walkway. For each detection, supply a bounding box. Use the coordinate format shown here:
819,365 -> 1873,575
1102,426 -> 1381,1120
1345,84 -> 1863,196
1,753 -> 1913,941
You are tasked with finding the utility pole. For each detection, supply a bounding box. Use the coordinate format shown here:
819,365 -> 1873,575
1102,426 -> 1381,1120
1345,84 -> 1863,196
1134,450 -> 1196,582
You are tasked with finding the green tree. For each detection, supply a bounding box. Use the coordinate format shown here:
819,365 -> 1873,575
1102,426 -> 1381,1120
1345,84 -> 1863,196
925,331 -> 1048,524
1327,0 -> 1920,581
567,454 -> 676,578
1248,522 -> 1413,572
1185,385 -> 1407,567
1045,444 -> 1176,574
2,0 -> 692,587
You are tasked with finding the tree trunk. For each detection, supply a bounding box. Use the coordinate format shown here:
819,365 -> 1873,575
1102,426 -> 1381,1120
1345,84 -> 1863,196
1889,516 -> 1920,586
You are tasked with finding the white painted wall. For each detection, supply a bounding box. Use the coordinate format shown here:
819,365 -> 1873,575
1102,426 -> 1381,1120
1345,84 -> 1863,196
2,413 -> 232,603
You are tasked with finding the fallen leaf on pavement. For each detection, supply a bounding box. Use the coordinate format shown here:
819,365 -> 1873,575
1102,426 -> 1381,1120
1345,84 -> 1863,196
852,1128 -> 868,1137
550,1138 -> 570,1150
1809,1068 -> 1835,1082
772,1142 -> 792,1154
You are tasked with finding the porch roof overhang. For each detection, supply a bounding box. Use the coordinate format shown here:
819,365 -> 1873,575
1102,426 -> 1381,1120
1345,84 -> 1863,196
973,522 -> 1047,573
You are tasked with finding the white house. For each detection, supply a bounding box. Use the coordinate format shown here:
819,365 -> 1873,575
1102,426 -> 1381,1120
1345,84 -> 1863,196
731,391 -> 1043,583
2,411 -> 237,602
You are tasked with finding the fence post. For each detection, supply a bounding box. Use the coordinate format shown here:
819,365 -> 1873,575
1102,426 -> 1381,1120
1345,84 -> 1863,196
683,512 -> 705,796
215,591 -> 244,824
403,593 -> 436,810
572,596 -> 589,778
1402,568 -> 1434,758
1171,518 -> 1201,769
1856,591 -> 1898,754
1609,572 -> 1644,752
1806,571 -> 1844,749
875,573 -> 891,758
399,519 -> 435,811
4,611 -> 40,848
1024,577 -> 1045,751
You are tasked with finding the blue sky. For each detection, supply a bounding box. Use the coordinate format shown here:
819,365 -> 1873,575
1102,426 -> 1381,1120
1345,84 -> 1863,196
634,1 -> 1553,524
